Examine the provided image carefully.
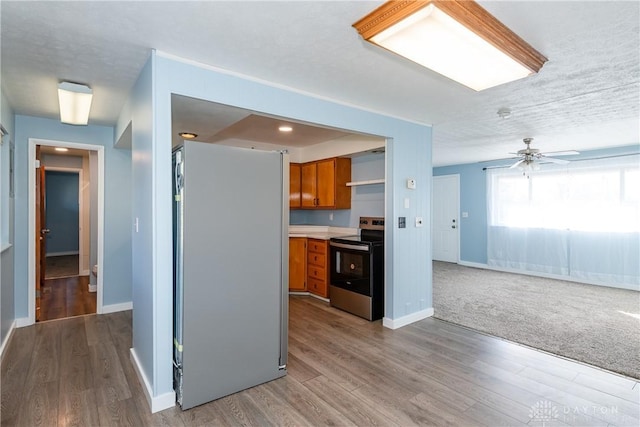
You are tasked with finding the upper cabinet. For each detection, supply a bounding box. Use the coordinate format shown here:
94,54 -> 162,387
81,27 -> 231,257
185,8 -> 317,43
301,158 -> 351,209
290,163 -> 301,209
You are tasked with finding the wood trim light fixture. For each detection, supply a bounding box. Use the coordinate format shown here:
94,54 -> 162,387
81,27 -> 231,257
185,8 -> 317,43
58,81 -> 93,125
353,0 -> 547,91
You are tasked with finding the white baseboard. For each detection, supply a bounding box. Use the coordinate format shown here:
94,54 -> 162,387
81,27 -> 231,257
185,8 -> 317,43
46,251 -> 79,257
383,308 -> 434,330
130,348 -> 176,413
457,261 -> 639,291
288,291 -> 330,302
0,321 -> 16,360
457,261 -> 487,269
102,301 -> 133,314
15,317 -> 32,328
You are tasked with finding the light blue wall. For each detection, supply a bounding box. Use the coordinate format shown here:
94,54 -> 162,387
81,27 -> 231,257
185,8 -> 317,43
13,115 -> 133,318
433,144 -> 640,265
128,55 -> 156,392
292,153 -> 385,226
45,171 -> 80,255
125,52 -> 432,402
1,90 -> 15,347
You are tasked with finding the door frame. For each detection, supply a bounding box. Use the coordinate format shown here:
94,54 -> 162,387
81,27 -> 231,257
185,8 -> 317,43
432,174 -> 460,263
28,138 -> 105,324
44,167 -> 84,276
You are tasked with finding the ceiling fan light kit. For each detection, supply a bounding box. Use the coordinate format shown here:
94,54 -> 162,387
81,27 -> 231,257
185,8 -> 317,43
509,137 -> 579,172
352,0 -> 548,91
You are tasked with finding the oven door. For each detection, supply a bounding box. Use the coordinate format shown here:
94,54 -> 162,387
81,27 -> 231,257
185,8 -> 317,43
329,241 -> 371,296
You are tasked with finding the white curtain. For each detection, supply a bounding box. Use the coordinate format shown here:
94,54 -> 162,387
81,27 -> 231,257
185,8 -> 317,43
487,155 -> 640,290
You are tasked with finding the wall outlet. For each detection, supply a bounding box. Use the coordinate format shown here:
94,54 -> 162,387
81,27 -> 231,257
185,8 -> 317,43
329,213 -> 333,221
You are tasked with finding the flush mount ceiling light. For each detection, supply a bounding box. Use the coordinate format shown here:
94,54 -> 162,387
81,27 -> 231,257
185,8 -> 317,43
179,132 -> 198,139
54,147 -> 69,152
353,0 -> 547,91
278,125 -> 293,132
58,81 -> 93,125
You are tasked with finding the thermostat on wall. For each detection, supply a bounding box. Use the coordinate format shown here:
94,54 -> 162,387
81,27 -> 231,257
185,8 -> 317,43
407,178 -> 416,189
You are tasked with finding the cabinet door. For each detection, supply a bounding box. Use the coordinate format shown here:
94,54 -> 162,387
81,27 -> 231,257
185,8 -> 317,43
289,163 -> 301,209
289,238 -> 306,291
315,158 -> 336,208
301,162 -> 317,208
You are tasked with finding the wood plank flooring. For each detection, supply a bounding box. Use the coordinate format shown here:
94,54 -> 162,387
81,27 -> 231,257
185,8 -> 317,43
2,296 -> 638,426
40,276 -> 96,322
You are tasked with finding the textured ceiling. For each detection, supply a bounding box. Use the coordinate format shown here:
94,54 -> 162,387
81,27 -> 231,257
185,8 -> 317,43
1,1 -> 638,166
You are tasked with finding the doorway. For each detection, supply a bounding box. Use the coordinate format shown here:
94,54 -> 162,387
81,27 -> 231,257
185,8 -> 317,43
28,138 -> 105,325
432,174 -> 459,262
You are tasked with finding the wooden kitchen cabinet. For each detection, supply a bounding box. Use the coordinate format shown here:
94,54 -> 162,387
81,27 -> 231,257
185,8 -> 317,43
289,163 -> 301,209
301,157 -> 351,209
289,238 -> 306,291
306,239 -> 329,298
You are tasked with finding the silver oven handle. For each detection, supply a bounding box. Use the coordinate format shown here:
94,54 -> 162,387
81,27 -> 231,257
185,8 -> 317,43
330,241 -> 370,252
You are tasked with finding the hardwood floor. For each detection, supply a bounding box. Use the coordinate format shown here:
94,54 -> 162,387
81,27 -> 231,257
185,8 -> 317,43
40,276 -> 96,322
2,296 -> 638,426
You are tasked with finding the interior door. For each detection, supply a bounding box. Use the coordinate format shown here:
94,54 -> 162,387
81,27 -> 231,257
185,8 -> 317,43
35,146 -> 48,321
433,174 -> 459,262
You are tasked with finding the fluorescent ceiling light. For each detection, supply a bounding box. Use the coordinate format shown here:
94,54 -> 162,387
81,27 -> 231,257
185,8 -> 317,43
353,1 -> 547,91
278,125 -> 293,132
54,147 -> 69,152
58,82 -> 93,125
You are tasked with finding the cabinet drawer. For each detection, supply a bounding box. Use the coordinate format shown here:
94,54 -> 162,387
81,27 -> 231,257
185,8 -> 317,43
307,277 -> 328,297
307,239 -> 327,255
307,251 -> 325,268
307,265 -> 326,281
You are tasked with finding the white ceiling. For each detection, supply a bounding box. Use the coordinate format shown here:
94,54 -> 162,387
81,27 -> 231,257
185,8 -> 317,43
2,1 -> 638,166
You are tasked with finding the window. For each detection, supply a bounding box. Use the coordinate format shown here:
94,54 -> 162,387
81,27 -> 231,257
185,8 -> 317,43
489,156 -> 640,233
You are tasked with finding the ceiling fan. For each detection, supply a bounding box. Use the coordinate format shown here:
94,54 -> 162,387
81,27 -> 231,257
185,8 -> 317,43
509,138 -> 580,169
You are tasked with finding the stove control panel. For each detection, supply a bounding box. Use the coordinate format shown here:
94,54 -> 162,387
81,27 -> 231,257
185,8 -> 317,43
359,217 -> 384,230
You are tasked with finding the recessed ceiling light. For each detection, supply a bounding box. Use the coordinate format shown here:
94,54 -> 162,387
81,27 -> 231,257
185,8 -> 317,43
179,132 -> 198,139
54,147 -> 69,152
278,126 -> 293,132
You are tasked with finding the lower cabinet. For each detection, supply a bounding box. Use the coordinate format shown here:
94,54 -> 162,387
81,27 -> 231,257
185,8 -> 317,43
289,238 -> 307,291
288,237 -> 330,298
306,239 -> 329,298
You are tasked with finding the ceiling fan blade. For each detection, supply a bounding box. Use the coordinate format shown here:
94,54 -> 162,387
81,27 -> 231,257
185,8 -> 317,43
509,159 -> 525,169
542,157 -> 570,165
541,150 -> 580,156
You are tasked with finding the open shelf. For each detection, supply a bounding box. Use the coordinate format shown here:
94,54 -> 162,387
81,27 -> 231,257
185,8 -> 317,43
346,179 -> 385,187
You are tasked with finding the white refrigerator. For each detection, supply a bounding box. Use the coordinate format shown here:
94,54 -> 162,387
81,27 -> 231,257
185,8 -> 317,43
172,141 -> 288,410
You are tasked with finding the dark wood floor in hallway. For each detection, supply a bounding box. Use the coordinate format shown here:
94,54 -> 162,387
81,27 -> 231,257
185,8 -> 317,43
1,296 -> 638,426
40,275 -> 96,322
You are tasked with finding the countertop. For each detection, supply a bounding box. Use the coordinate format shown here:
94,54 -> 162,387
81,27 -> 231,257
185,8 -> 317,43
288,225 -> 358,240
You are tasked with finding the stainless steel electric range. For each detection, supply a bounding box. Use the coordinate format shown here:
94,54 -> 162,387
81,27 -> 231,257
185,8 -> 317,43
329,217 -> 384,321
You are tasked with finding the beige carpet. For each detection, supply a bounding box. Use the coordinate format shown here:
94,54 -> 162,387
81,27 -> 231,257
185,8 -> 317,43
45,255 -> 79,279
433,261 -> 640,379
